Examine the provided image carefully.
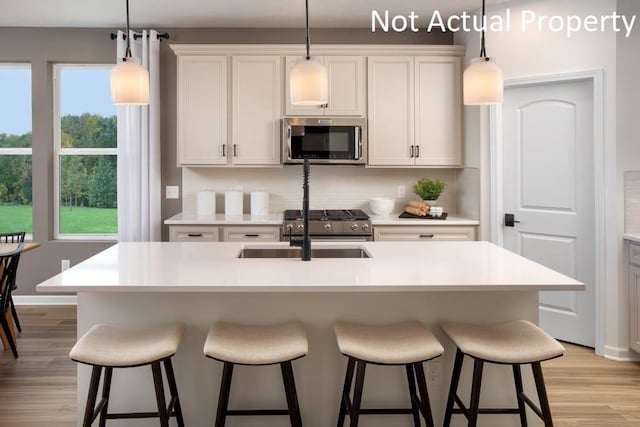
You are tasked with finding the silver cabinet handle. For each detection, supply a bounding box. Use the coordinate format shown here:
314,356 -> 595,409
415,145 -> 420,158
419,234 -> 434,239
222,144 -> 226,157
244,234 -> 259,238
187,233 -> 203,237
233,144 -> 238,157
409,145 -> 414,158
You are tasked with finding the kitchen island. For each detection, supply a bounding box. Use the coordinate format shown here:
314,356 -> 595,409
37,241 -> 583,427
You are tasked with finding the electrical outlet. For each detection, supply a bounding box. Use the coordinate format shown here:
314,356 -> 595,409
397,185 -> 406,198
166,185 -> 180,199
61,259 -> 70,272
427,360 -> 441,385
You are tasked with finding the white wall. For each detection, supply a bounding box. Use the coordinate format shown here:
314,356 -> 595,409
456,0 -> 625,357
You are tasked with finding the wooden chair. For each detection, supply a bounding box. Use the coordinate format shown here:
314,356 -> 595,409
0,242 -> 24,358
0,232 -> 26,333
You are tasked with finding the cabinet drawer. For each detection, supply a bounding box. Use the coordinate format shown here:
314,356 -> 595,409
169,226 -> 219,242
222,226 -> 281,242
374,226 -> 476,241
630,243 -> 640,266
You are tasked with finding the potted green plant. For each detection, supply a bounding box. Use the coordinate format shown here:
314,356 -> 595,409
413,178 -> 445,206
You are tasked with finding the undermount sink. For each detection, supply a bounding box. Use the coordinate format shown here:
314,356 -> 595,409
238,246 -> 371,259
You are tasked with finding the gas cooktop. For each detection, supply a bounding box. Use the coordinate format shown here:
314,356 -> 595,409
283,209 -> 370,221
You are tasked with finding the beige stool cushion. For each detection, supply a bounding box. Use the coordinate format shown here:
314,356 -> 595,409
441,320 -> 565,364
70,322 -> 185,367
334,321 -> 444,365
204,321 -> 308,365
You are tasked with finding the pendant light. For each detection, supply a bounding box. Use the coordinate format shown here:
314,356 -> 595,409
463,0 -> 503,105
289,0 -> 328,105
111,0 -> 149,105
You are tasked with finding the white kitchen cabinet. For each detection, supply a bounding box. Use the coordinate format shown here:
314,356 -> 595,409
285,56 -> 366,116
629,243 -> 640,353
222,226 -> 281,242
373,225 -> 476,241
367,56 -> 462,167
169,225 -> 220,242
177,56 -> 227,165
231,56 -> 282,165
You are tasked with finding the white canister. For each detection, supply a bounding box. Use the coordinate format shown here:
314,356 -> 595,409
196,191 -> 216,216
250,191 -> 269,218
224,190 -> 243,216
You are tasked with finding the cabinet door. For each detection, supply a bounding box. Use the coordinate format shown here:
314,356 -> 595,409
414,57 -> 462,166
630,265 -> 640,353
177,56 -> 227,165
231,56 -> 282,165
285,56 -> 325,116
367,57 -> 415,166
373,226 -> 476,241
222,226 -> 281,242
323,56 -> 366,116
169,226 -> 219,242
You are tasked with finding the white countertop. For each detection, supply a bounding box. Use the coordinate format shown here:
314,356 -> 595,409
36,241 -> 583,293
624,234 -> 640,243
165,212 -> 479,226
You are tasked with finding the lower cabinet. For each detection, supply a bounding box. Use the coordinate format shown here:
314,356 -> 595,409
373,226 -> 476,241
629,242 -> 640,353
169,225 -> 281,242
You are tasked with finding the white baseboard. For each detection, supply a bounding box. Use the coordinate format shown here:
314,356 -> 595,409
603,345 -> 640,362
13,295 -> 77,306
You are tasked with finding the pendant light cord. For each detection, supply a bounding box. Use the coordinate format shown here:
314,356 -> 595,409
124,0 -> 132,59
305,0 -> 311,59
479,0 -> 487,58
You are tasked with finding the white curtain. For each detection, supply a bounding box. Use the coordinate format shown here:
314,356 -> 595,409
115,30 -> 162,242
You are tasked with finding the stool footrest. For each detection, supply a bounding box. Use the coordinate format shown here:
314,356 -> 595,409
358,408 -> 416,415
105,411 -> 179,419
226,409 -> 290,416
520,391 -> 545,419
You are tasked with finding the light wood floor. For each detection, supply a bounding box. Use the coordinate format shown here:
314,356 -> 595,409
1,306 -> 640,426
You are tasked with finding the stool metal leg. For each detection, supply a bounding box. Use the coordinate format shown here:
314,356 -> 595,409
337,358 -> 356,427
405,365 -> 421,427
98,367 -> 112,427
164,358 -> 185,426
513,364 -> 528,427
413,363 -> 435,427
443,349 -> 464,427
349,361 -> 367,427
532,362 -> 554,427
215,362 -> 234,427
151,362 -> 170,427
83,365 -> 102,427
468,358 -> 484,427
281,361 -> 303,427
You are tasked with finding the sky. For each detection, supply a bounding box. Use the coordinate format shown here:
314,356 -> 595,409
0,66 -> 116,136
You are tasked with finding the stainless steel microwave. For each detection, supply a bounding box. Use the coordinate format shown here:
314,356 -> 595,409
282,117 -> 367,165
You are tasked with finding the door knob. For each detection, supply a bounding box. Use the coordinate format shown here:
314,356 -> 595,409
504,213 -> 521,227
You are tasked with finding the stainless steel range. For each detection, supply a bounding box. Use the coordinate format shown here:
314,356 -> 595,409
283,209 -> 372,241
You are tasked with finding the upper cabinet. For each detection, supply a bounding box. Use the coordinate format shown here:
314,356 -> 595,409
367,55 -> 463,167
285,56 -> 366,117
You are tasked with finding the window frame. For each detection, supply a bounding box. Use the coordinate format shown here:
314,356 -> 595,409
0,63 -> 34,240
53,63 -> 118,241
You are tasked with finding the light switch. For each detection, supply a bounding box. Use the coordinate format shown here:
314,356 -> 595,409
397,185 -> 406,198
166,186 -> 180,199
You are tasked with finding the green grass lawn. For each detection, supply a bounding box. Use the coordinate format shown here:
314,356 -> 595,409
0,204 -> 117,235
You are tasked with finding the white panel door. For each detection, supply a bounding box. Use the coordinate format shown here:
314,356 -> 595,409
367,56 -> 414,166
231,56 -> 281,165
324,56 -> 366,116
502,79 -> 595,346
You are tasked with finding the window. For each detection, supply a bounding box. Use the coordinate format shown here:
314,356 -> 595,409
53,65 -> 117,239
0,65 -> 32,235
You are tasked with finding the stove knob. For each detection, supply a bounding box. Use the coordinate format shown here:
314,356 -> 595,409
297,224 -> 304,231
351,224 -> 359,231
362,224 -> 370,232
285,223 -> 293,231
323,223 -> 332,231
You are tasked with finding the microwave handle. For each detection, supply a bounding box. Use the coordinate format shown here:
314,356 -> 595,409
355,126 -> 361,160
286,126 -> 292,160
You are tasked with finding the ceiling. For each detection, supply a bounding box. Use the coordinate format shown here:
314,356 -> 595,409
0,0 -> 510,28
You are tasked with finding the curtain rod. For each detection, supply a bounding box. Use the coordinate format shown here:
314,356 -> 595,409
110,31 -> 170,41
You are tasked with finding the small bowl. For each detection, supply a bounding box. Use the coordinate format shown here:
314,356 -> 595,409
369,198 -> 395,216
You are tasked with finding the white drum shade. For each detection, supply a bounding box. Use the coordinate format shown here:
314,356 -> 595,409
290,57 -> 328,106
463,57 -> 503,105
111,57 -> 150,105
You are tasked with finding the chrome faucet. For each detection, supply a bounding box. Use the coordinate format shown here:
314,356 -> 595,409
289,159 -> 311,261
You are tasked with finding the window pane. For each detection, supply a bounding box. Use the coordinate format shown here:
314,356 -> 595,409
59,155 -> 117,234
0,155 -> 32,234
0,67 -> 31,147
59,68 -> 117,148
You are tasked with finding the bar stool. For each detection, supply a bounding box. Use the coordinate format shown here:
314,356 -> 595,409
441,320 -> 565,427
204,321 -> 308,427
70,322 -> 185,427
334,321 -> 444,427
